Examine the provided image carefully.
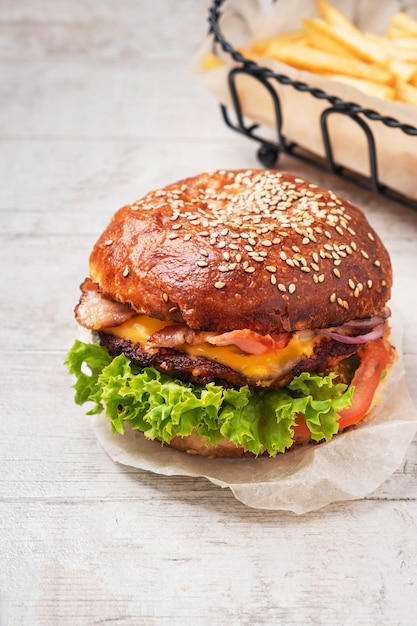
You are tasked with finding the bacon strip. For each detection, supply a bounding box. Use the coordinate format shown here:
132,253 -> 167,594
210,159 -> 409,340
145,325 -> 291,355
207,329 -> 291,354
144,325 -> 212,353
75,279 -> 136,330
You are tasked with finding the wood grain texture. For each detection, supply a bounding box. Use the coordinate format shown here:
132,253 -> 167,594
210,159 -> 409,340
1,1 -> 417,624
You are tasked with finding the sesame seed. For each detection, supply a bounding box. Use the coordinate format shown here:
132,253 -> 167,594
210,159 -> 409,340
382,279 -> 387,287
261,240 -> 272,246
313,274 -> 319,284
253,256 -> 265,263
367,279 -> 373,288
183,233 -> 192,241
270,275 -> 277,285
368,232 -> 375,241
162,292 -> 169,302
279,251 -> 287,261
288,283 -> 296,294
311,263 -> 320,272
168,233 -> 178,240
245,266 -> 255,273
265,265 -> 277,273
360,250 -> 369,259
374,260 -> 381,267
300,266 -> 311,273
335,226 -> 344,236
200,249 -> 208,257
197,260 -> 208,267
348,279 -> 355,289
318,274 -> 325,283
277,283 -> 286,292
222,251 -> 230,261
333,268 -> 341,278
330,292 -> 336,303
123,267 -> 130,277
104,239 -> 113,246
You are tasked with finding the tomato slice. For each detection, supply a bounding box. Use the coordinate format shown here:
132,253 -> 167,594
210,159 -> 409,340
293,339 -> 390,440
337,339 -> 389,429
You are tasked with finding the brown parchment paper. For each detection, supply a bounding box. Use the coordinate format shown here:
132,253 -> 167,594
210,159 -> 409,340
92,313 -> 417,514
192,0 -> 417,201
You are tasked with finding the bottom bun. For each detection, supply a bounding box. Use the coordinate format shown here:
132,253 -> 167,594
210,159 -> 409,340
167,428 -> 312,459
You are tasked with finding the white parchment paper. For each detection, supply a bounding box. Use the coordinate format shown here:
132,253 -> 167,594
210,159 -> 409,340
92,315 -> 417,514
192,0 -> 417,201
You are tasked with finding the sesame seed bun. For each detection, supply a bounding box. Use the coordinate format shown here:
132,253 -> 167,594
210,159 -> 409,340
89,170 -> 391,334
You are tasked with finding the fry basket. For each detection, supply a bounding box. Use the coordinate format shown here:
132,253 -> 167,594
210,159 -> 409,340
207,0 -> 417,211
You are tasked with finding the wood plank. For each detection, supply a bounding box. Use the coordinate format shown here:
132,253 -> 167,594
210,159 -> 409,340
1,498 -> 417,625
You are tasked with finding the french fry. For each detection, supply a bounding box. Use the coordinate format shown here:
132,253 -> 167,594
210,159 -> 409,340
388,37 -> 417,51
268,43 -> 394,85
303,19 -> 358,58
250,30 -> 304,55
390,12 -> 417,36
201,53 -> 224,72
365,32 -> 417,63
386,26 -> 414,39
388,59 -> 417,83
316,0 -> 356,31
306,18 -> 389,65
324,74 -> 395,100
396,79 -> 417,104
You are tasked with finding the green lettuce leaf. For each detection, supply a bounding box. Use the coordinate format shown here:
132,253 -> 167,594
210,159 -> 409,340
65,340 -> 354,456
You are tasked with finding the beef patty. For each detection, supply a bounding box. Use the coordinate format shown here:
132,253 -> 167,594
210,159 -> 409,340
97,331 -> 359,389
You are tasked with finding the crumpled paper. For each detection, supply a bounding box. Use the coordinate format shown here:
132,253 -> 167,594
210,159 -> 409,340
92,314 -> 417,514
192,0 -> 417,201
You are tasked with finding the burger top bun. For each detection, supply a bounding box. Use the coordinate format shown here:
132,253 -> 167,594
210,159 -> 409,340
89,170 -> 392,334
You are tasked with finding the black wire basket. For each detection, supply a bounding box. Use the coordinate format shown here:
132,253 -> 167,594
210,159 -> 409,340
207,0 -> 417,211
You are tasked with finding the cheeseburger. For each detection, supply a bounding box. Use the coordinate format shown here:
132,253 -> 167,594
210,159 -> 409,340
66,169 -> 395,457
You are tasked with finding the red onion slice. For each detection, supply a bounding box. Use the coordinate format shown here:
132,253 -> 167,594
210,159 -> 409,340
315,323 -> 385,344
344,316 -> 385,330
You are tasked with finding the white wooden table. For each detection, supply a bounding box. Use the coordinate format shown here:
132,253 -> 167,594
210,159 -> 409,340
1,2 -> 417,624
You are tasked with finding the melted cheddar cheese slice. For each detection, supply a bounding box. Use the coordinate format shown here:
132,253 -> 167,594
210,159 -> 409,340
106,315 -> 320,386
